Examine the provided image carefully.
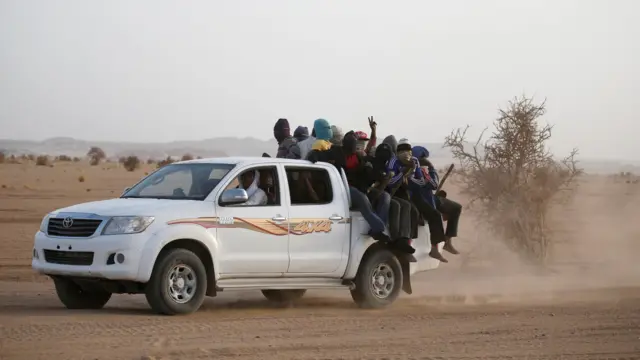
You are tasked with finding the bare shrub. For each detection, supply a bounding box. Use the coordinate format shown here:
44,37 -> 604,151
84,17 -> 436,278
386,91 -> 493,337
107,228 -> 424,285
146,158 -> 156,165
35,155 -> 50,166
443,95 -> 582,265
123,156 -> 141,172
181,154 -> 194,161
87,146 -> 106,166
78,175 -> 85,183
157,156 -> 175,168
56,155 -> 72,162
118,156 -> 127,164
7,154 -> 18,164
0,151 -> 5,163
73,157 -> 81,162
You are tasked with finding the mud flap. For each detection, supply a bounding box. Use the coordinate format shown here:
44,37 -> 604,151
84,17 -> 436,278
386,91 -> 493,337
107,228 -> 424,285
401,259 -> 412,295
386,248 -> 415,295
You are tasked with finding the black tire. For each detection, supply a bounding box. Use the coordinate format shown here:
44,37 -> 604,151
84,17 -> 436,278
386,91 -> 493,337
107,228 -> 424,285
53,277 -> 112,310
350,249 -> 403,309
261,289 -> 306,305
145,248 -> 208,315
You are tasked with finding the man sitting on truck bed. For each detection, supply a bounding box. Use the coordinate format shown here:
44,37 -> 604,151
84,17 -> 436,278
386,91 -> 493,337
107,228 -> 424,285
307,119 -> 392,244
369,141 -> 416,253
342,131 -> 413,252
412,146 -> 462,256
274,118 -> 301,159
386,138 -> 449,262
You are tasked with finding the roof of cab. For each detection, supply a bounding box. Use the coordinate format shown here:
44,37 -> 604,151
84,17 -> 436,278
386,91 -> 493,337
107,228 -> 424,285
177,156 -> 315,167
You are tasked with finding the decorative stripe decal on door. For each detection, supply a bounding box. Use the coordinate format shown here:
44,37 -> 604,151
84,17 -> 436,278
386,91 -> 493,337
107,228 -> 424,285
167,217 -> 350,236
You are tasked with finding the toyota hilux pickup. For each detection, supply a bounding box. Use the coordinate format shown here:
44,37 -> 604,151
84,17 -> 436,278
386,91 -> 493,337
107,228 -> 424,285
32,157 -> 443,315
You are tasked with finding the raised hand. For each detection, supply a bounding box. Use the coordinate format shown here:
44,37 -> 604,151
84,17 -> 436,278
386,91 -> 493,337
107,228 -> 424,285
368,116 -> 377,131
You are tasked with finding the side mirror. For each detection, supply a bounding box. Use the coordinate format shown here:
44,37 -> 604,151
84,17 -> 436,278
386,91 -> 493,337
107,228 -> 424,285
219,188 -> 248,206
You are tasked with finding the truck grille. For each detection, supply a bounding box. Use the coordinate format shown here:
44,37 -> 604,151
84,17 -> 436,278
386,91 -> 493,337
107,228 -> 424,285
47,218 -> 102,237
44,250 -> 94,266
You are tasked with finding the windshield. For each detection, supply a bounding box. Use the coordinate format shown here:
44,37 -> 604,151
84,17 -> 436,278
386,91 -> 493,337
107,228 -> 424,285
122,163 -> 236,200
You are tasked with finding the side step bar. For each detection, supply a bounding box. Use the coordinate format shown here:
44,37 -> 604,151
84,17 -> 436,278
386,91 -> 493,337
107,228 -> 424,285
216,278 -> 356,291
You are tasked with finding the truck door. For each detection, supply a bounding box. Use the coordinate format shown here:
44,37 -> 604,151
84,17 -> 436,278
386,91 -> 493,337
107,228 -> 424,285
213,164 -> 290,275
284,164 -> 349,275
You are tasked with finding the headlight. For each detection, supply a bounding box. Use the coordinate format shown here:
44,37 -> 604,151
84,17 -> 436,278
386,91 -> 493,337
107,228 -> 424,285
102,216 -> 155,235
39,214 -> 51,233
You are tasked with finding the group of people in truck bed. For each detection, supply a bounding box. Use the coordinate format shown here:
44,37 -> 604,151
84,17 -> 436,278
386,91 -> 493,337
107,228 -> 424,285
262,117 -> 462,263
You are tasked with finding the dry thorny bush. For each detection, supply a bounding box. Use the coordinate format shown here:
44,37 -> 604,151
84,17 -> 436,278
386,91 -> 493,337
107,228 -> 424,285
443,95 -> 582,265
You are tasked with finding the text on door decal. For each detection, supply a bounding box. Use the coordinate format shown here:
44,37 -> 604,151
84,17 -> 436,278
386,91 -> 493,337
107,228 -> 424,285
292,220 -> 332,234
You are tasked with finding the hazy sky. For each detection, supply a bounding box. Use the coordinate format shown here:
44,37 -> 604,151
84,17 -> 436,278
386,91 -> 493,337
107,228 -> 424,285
1,0 -> 637,160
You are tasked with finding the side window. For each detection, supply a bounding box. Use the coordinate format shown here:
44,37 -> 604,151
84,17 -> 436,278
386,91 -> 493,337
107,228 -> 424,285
219,166 -> 280,207
284,166 -> 333,205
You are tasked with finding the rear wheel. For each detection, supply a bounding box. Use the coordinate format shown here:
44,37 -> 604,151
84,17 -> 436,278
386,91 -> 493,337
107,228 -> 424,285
350,249 -> 403,308
261,289 -> 307,305
53,277 -> 112,310
145,248 -> 208,315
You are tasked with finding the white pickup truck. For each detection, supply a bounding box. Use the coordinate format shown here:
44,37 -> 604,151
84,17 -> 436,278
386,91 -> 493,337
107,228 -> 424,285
32,157 -> 443,315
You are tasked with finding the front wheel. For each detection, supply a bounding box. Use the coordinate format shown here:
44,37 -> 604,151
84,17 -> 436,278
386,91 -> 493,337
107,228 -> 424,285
350,249 -> 403,309
53,277 -> 112,310
145,248 -> 208,315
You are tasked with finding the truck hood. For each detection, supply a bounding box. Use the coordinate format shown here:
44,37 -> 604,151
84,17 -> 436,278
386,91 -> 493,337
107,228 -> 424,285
52,198 -> 206,218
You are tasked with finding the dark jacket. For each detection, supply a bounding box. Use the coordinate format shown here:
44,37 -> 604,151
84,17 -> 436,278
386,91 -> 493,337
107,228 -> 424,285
276,137 -> 299,159
307,145 -> 345,173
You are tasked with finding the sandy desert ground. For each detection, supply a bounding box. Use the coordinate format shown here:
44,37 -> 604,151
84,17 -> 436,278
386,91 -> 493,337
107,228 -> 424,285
0,160 -> 639,360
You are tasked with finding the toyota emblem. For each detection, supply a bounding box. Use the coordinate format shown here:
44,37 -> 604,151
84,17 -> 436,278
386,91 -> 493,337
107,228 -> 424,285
62,217 -> 74,228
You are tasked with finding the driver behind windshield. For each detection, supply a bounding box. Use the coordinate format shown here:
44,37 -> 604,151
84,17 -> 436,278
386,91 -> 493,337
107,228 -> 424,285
238,170 -> 268,206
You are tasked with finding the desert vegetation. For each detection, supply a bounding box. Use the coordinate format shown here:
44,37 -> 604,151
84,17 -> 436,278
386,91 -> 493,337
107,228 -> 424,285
181,153 -> 194,161
612,171 -> 640,184
443,95 -> 582,265
35,155 -> 50,166
55,155 -> 72,162
87,146 -> 106,166
157,156 -> 175,168
122,155 -> 141,172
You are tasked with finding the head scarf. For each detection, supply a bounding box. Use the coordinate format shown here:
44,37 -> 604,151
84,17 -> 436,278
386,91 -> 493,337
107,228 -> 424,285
313,119 -> 332,141
293,126 -> 309,142
382,135 -> 398,155
273,118 -> 291,143
240,170 -> 260,198
330,125 -> 344,146
342,131 -> 358,154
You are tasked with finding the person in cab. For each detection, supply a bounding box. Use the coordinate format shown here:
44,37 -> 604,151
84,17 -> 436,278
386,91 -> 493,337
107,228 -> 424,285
237,170 -> 268,206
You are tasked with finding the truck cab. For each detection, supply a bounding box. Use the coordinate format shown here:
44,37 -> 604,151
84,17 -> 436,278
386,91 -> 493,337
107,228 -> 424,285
32,157 -> 443,315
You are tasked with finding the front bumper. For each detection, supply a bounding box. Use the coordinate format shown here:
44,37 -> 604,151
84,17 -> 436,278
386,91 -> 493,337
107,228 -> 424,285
32,231 -> 147,282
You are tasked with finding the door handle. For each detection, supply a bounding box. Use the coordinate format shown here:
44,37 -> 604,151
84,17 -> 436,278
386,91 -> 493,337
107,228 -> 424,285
329,215 -> 343,221
271,216 -> 287,222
